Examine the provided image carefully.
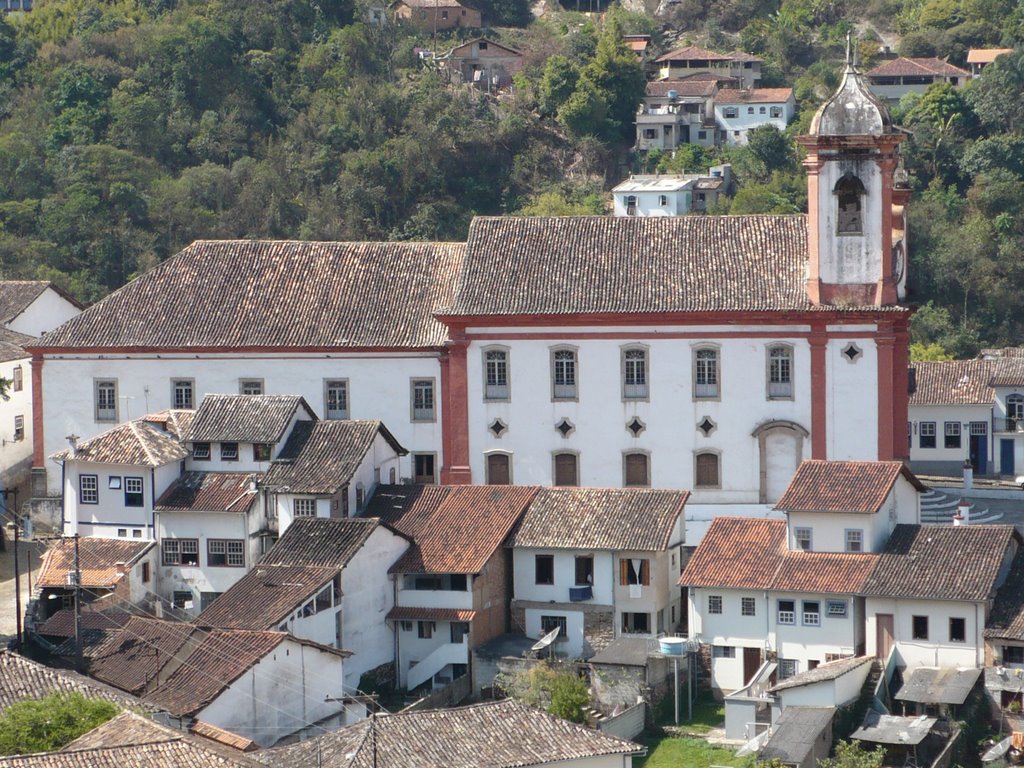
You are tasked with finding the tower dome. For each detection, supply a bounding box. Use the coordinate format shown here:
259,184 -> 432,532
810,41 -> 893,136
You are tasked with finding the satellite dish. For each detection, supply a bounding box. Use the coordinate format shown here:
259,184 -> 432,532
532,627 -> 561,652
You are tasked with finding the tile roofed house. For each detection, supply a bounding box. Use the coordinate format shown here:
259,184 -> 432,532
968,47 -> 1013,76
989,358 -> 1024,387
30,241 -> 464,351
715,87 -> 794,103
681,517 -> 786,590
263,419 -> 405,495
768,655 -> 874,693
775,460 -> 924,513
984,549 -> 1024,642
260,517 -> 384,568
910,359 -> 995,405
37,538 -> 154,590
0,738 -> 258,768
184,394 -> 314,443
644,77 -> 720,98
0,280 -> 83,329
0,650 -> 140,715
867,56 -> 969,79
656,44 -> 733,63
155,472 -> 259,513
863,524 -> 1017,602
512,487 -> 688,551
85,616 -> 199,695
51,418 -> 190,466
61,711 -> 180,752
0,327 -> 33,363
256,698 -> 644,768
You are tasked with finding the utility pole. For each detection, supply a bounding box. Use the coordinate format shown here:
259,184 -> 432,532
73,534 -> 83,671
1,488 -> 20,649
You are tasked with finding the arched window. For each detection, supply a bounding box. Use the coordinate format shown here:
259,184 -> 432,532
834,173 -> 866,235
767,345 -> 793,400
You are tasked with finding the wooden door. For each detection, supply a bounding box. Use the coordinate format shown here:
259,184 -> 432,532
487,453 -> 511,485
743,647 -> 761,685
876,613 -> 894,660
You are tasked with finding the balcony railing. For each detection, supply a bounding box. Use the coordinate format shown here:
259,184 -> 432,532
994,417 -> 1024,433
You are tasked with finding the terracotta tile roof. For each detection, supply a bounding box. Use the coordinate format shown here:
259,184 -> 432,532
86,617 -> 198,695
866,57 -> 969,78
774,460 -> 924,514
0,650 -> 140,715
449,216 -> 841,317
190,721 -> 259,752
386,606 -> 477,622
256,699 -> 643,768
680,517 -> 877,593
656,45 -> 734,63
511,487 -> 688,551
263,420 -> 406,495
140,410 -> 194,439
863,524 -> 1017,601
185,394 -> 313,443
37,608 -> 132,638
260,517 -> 384,568
0,327 -> 32,363
368,485 -> 535,574
990,358 -> 1024,387
0,741 -> 259,768
985,550 -> 1024,640
155,472 -> 260,513
143,630 -> 289,717
910,360 -> 995,405
769,656 -> 872,692
62,711 -> 178,751
38,539 -> 154,589
195,564 -> 338,630
51,419 -> 189,466
967,48 -> 1012,64
30,241 -> 465,351
0,281 -> 82,324
450,37 -> 522,57
716,88 -> 793,104
681,517 -> 786,590
645,78 -> 718,98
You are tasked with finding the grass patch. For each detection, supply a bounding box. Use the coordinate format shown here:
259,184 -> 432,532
653,691 -> 725,733
634,734 -> 748,768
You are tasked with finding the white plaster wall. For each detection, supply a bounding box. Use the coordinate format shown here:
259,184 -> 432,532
892,476 -> 920,526
524,608 -> 586,658
776,679 -> 840,709
196,639 -> 349,747
612,190 -> 690,216
37,353 -> 442,494
62,459 -> 161,536
774,591 -> 861,666
0,355 -> 31,487
865,597 -> 985,668
514,548 -> 615,606
786,510 -> 886,553
395,618 -> 469,688
685,503 -> 779,547
156,510 -> 252,607
543,756 -> 636,768
826,337 -> 879,460
396,583 -> 474,611
714,102 -> 793,146
908,404 -> 988,466
7,288 -> 81,338
816,159 -> 883,285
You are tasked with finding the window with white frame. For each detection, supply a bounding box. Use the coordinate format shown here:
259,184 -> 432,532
622,348 -> 648,400
1008,394 -> 1024,422
708,595 -> 722,614
767,345 -> 793,399
845,529 -> 863,552
124,477 -> 144,507
723,106 -> 738,118
13,415 -> 24,442
208,539 -> 245,567
484,348 -> 509,400
920,421 -> 936,448
826,600 -> 848,618
777,599 -> 795,624
945,421 -> 961,449
95,380 -> 117,421
325,380 -> 349,419
694,348 -> 719,399
770,106 -> 782,118
192,442 -> 210,460
802,600 -> 820,626
12,366 -> 22,392
162,538 -> 199,566
172,379 -> 194,410
411,379 -> 435,421
239,379 -> 264,395
552,348 -> 578,400
80,475 -> 99,504
741,597 -> 756,616
220,442 -> 238,461
294,498 -> 317,517
794,527 -> 812,551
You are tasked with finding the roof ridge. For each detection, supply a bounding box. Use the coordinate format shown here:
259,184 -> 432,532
128,420 -> 160,466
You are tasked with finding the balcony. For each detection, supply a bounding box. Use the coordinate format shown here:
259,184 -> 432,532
994,417 -> 1024,433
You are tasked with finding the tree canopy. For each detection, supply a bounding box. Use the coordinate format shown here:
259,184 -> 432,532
0,692 -> 118,755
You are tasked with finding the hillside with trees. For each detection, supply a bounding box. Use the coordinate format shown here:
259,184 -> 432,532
0,0 -> 1023,353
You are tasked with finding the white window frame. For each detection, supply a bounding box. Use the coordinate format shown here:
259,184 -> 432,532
794,527 -> 812,551
95,379 -> 118,422
294,498 -> 317,518
171,378 -> 195,410
124,476 -> 144,507
192,442 -> 210,460
80,474 -> 99,505
777,599 -> 795,625
693,346 -> 720,400
551,347 -> 578,401
920,421 -> 937,448
13,415 -> 24,442
802,600 -> 820,626
411,378 -> 436,422
220,442 -> 239,461
208,539 -> 245,567
239,378 -> 264,396
944,421 -> 961,449
845,529 -> 863,552
622,346 -> 649,401
483,347 -> 510,401
708,595 -> 722,614
826,600 -> 848,618
323,379 -> 349,420
767,345 -> 793,400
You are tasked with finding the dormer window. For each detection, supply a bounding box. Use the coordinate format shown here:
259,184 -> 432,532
835,173 -> 866,235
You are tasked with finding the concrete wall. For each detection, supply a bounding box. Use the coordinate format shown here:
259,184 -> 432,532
865,597 -> 985,668
612,189 -> 691,217
714,101 -> 793,146
597,702 -> 645,740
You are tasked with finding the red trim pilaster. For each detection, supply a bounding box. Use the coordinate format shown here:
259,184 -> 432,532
31,353 -> 44,468
892,318 -> 911,461
440,337 -> 472,484
876,155 -> 899,306
802,150 -> 824,305
810,326 -> 828,459
876,322 -> 896,461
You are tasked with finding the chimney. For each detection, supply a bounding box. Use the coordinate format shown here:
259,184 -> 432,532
114,561 -> 128,577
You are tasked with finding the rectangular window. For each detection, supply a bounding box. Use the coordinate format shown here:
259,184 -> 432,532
239,379 -> 264,395
624,453 -> 649,487
124,477 -> 144,507
552,349 -> 578,400
12,366 -> 22,392
712,645 -> 735,658
623,349 -> 648,400
417,621 -> 435,639
399,620 -> 413,632
484,349 -> 509,400
723,107 -> 738,118
413,453 -> 436,484
95,380 -> 117,422
1005,646 -> 1024,665
411,379 -> 435,421
325,380 -> 349,419
741,597 -> 756,616
172,379 -> 194,410
553,453 -> 578,486
827,600 -> 848,618
802,600 -> 820,626
13,415 -> 24,442
162,539 -> 199,566
535,554 -> 554,585
192,442 -> 210,460
949,617 -> 966,643
912,615 -> 929,640
845,529 -> 863,552
108,476 -> 121,489
208,539 -> 245,567
620,558 -> 650,586
970,421 -> 988,436
540,615 -> 568,641
777,599 -> 795,624
794,527 -> 812,551
622,612 -> 650,633
220,442 -> 238,461
770,106 -> 782,118
253,443 -> 272,462
142,562 -> 151,583
920,422 -> 936,449
659,194 -> 668,206
944,421 -> 961,449
172,591 -> 193,610
778,659 -> 798,679
574,555 -> 594,585
294,498 -> 317,518
80,475 -> 99,505
694,348 -> 719,399
767,346 -> 793,399
451,621 -> 470,644
695,453 -> 720,488
708,595 -> 723,614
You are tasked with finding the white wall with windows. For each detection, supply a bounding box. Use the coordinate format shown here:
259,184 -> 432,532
713,98 -> 794,146
908,403 -> 990,476
393,616 -> 470,690
865,597 -> 985,668
36,353 -> 443,495
0,354 -> 32,489
61,459 -> 180,538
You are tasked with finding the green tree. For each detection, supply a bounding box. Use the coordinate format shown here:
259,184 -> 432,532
539,56 -> 580,117
819,740 -> 885,768
966,48 -> 1024,134
910,341 -> 954,360
556,78 -> 610,139
0,692 -> 118,755
745,124 -> 796,180
547,669 -> 589,723
579,19 -> 644,142
495,662 -> 590,724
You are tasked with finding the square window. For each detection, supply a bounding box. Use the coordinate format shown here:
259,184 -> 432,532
845,529 -> 863,552
108,476 -> 122,490
95,380 -> 117,422
778,659 -> 798,679
80,475 -> 99,505
540,615 -> 568,641
192,442 -> 210,460
802,601 -> 820,626
325,380 -> 349,419
253,443 -> 272,462
172,379 -> 194,410
552,349 -> 578,400
411,379 -> 435,421
117,528 -> 127,537
220,442 -> 239,461
950,617 -> 966,643
741,597 -> 756,616
826,600 -> 848,618
777,599 -> 795,624
708,595 -> 723,614
400,620 -> 413,632
172,590 -> 193,609
239,379 -> 264,395
794,527 -> 812,551
712,645 -> 735,658
535,554 -> 554,585
694,348 -> 719,399
484,349 -> 510,400
418,621 -> 435,639
124,477 -> 144,507
920,422 -> 936,449
912,615 -> 929,640
622,612 -> 649,633
944,421 -> 961,449
294,498 -> 317,517
621,558 -> 650,586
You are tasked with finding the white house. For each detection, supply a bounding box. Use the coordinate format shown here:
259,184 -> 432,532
714,88 -> 795,146
611,165 -> 731,216
0,280 -> 83,338
511,487 -> 687,659
865,57 -> 970,102
635,75 -> 722,150
196,516 -> 409,691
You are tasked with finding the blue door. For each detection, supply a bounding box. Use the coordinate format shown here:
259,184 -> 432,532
970,425 -> 988,475
1001,438 -> 1015,476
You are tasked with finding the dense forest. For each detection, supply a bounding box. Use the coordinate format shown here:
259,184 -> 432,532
0,0 -> 1023,354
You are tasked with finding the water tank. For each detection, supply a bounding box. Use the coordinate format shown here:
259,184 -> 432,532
667,89 -> 678,100
659,637 -> 686,656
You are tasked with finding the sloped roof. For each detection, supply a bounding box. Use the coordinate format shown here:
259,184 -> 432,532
263,420 -> 406,495
155,472 -> 260,513
86,617 -> 199,695
910,360 -> 995,405
450,37 -> 521,57
774,460 -> 924,514
967,48 -> 1012,64
0,650 -> 140,715
256,699 -> 643,768
0,281 -> 82,325
51,419 -> 189,467
866,57 -> 969,78
645,78 -> 719,98
989,358 -> 1024,387
29,241 -> 464,351
140,410 -> 195,440
656,45 -> 734,63
769,656 -> 872,692
862,524 -> 1017,601
37,608 -> 132,638
62,711 -> 179,751
511,487 -> 687,551
368,485 -> 534,574
716,87 -> 793,104
0,328 -> 33,363
38,539 -> 154,589
194,565 -> 338,630
759,706 -> 835,766
260,517 -> 384,568
185,395 -> 312,443
386,606 -> 476,622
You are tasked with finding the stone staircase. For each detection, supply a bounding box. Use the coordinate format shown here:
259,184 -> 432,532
919,489 -> 1003,524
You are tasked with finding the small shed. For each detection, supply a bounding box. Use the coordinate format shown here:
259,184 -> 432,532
850,711 -> 946,767
894,666 -> 982,717
589,636 -> 673,711
759,706 -> 835,768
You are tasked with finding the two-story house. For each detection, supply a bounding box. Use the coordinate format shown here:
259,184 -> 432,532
988,359 -> 1024,476
442,38 -> 522,89
611,166 -> 731,217
865,57 -> 969,102
655,46 -> 762,88
511,487 -> 688,659
714,88 -> 796,146
635,76 -> 722,151
368,484 -> 535,692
